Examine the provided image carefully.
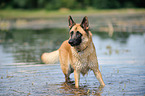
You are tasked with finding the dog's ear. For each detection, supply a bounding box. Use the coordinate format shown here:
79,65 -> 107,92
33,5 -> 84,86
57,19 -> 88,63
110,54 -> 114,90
81,16 -> 89,31
68,16 -> 76,29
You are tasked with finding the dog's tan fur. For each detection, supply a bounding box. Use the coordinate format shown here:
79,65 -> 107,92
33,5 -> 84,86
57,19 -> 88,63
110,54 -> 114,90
41,16 -> 105,88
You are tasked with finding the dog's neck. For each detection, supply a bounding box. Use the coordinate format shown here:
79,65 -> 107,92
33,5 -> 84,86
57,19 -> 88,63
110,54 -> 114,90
74,45 -> 88,53
71,42 -> 94,58
74,40 -> 93,53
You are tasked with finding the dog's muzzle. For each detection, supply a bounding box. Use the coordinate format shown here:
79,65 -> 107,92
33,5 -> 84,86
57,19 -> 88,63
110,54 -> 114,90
68,39 -> 81,46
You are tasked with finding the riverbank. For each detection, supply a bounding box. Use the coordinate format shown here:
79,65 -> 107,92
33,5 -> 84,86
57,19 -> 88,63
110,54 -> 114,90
0,8 -> 145,19
0,8 -> 145,33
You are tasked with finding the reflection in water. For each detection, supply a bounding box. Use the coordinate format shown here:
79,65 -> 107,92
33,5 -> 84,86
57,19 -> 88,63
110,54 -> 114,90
60,82 -> 103,96
0,29 -> 69,63
1,29 -> 141,64
61,81 -> 107,96
0,28 -> 145,95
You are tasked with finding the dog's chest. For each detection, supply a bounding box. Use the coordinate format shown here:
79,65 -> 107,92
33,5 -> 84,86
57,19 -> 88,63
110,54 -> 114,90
71,46 -> 94,75
75,57 -> 90,75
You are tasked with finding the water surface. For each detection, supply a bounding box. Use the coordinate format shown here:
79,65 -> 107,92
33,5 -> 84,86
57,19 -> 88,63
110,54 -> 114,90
0,29 -> 145,95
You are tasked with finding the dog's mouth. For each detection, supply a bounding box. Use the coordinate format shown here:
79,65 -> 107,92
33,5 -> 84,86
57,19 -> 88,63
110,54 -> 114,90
68,39 -> 81,46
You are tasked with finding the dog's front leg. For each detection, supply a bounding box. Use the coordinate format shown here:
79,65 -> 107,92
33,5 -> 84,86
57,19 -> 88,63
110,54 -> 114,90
93,69 -> 105,87
74,70 -> 80,88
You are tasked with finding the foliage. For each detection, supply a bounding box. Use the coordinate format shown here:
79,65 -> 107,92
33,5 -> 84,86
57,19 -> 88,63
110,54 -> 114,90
0,0 -> 145,10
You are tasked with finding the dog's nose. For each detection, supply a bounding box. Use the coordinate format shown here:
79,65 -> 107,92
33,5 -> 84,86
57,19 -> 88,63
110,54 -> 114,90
68,39 -> 74,45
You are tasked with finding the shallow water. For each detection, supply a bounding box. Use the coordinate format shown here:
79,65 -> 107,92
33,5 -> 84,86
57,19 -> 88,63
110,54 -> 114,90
0,29 -> 145,95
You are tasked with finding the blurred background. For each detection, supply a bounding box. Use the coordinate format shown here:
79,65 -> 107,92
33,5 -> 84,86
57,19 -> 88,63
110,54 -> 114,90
0,0 -> 145,9
0,0 -> 145,32
0,0 -> 145,96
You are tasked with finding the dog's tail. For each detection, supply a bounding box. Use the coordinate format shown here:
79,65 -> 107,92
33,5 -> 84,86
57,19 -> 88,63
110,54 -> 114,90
41,50 -> 59,64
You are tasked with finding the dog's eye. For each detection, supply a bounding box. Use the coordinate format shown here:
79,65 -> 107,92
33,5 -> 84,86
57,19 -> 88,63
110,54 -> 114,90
70,31 -> 74,36
76,31 -> 82,37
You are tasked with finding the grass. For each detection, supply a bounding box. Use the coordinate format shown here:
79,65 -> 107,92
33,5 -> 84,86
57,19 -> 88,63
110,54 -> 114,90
0,8 -> 145,19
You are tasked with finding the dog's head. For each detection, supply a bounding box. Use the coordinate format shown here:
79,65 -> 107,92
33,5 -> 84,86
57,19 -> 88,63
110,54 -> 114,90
68,16 -> 92,47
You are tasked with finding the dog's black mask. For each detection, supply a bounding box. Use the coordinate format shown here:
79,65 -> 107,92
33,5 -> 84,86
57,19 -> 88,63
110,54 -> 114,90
68,31 -> 82,46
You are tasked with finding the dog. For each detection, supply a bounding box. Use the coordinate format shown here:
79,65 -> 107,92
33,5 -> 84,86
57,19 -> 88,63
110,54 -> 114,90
41,16 -> 105,88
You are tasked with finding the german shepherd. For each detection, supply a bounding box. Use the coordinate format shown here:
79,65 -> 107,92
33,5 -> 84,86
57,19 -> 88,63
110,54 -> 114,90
41,16 -> 105,88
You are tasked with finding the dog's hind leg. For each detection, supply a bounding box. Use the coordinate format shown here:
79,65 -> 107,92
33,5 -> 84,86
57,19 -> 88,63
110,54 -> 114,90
64,65 -> 74,82
59,49 -> 72,82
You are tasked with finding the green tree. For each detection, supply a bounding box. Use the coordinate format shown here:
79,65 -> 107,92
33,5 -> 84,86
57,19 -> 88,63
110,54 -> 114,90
0,0 -> 145,9
92,0 -> 120,9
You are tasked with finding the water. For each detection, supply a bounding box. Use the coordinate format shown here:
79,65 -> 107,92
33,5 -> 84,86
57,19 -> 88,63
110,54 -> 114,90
0,29 -> 145,95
